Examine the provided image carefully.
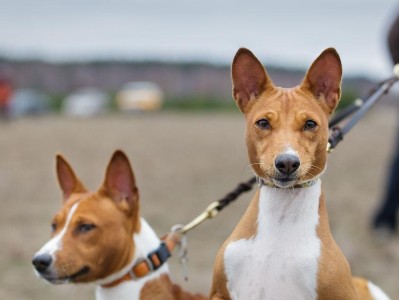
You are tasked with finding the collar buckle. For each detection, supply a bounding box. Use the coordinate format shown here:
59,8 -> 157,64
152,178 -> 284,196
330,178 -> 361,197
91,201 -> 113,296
146,242 -> 171,271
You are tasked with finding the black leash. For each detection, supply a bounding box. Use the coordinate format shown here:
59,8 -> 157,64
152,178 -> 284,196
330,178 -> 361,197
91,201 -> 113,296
215,177 -> 257,211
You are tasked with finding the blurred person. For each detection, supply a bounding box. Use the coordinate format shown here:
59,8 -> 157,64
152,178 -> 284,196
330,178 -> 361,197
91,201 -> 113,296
373,13 -> 399,235
0,76 -> 13,120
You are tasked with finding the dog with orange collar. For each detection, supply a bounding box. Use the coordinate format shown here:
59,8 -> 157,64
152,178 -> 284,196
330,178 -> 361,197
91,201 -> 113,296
32,150 -> 207,300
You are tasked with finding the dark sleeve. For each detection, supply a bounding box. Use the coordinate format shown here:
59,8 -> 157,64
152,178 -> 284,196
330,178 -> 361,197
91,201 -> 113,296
388,13 -> 399,64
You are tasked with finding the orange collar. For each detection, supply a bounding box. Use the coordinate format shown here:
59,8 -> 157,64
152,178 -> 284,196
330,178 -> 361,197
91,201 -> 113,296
101,237 -> 176,288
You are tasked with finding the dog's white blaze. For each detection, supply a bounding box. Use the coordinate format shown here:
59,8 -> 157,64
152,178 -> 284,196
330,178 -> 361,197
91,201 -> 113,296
282,145 -> 298,157
368,281 -> 391,300
35,202 -> 80,260
224,180 -> 322,300
95,218 -> 169,300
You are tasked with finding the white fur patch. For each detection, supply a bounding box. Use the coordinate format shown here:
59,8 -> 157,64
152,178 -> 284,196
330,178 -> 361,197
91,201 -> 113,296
95,218 -> 169,300
368,281 -> 390,300
224,181 -> 322,300
282,146 -> 298,157
35,202 -> 80,261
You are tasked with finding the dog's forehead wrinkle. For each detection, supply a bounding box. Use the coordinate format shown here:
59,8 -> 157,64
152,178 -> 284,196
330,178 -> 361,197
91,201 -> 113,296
74,194 -> 118,219
71,192 -> 108,212
259,91 -> 300,117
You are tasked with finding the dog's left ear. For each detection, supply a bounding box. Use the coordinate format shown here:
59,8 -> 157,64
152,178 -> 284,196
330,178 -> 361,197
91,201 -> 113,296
100,150 -> 139,214
301,48 -> 342,114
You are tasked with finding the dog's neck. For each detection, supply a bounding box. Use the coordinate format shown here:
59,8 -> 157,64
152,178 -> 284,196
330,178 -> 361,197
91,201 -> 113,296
224,179 -> 322,299
257,179 -> 322,225
95,218 -> 169,300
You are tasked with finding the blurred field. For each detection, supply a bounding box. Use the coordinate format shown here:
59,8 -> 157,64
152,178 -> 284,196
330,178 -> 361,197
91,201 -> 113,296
1,107 -> 399,299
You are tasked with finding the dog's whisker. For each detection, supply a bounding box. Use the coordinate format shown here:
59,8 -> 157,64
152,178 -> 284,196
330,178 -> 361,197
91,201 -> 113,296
301,161 -> 325,172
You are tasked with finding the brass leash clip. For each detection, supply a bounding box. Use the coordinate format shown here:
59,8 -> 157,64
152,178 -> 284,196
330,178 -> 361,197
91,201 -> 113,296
181,201 -> 220,234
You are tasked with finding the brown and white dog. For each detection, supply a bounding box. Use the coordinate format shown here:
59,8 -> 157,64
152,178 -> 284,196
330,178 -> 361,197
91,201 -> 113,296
210,48 -> 390,300
32,150 -> 207,300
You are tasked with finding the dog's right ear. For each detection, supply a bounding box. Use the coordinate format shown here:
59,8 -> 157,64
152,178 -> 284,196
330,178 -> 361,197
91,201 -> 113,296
56,155 -> 87,201
232,48 -> 273,112
100,150 -> 139,216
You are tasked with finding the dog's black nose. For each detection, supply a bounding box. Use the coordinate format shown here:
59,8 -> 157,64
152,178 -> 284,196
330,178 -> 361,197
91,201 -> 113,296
275,154 -> 300,175
32,254 -> 53,273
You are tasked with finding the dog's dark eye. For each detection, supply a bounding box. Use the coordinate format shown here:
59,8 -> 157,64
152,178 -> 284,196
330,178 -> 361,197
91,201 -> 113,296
304,120 -> 317,130
256,119 -> 270,129
78,224 -> 96,233
51,223 -> 57,232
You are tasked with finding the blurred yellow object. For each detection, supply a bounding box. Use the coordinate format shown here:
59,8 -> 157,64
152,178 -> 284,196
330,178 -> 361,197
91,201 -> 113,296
116,81 -> 164,112
394,64 -> 399,78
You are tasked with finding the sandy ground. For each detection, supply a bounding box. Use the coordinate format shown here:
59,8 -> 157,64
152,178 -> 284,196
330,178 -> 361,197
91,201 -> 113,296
1,107 -> 399,299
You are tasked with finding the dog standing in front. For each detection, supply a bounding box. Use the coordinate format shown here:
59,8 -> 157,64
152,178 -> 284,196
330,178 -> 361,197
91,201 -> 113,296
210,48 -> 390,300
32,150 -> 207,300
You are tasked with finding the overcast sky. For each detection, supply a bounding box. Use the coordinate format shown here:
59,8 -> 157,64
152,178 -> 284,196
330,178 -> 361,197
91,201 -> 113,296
0,0 -> 398,77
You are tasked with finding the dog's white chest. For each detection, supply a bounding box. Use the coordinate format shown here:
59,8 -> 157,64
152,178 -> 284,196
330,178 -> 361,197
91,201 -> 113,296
224,181 -> 322,300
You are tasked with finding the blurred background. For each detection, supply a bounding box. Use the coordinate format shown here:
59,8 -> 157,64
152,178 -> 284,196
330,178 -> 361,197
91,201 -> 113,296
1,0 -> 399,299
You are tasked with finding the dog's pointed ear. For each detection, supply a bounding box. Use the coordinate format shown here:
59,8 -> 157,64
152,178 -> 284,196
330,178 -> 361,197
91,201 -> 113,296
100,150 -> 139,213
232,48 -> 273,112
56,155 -> 87,200
301,48 -> 342,114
